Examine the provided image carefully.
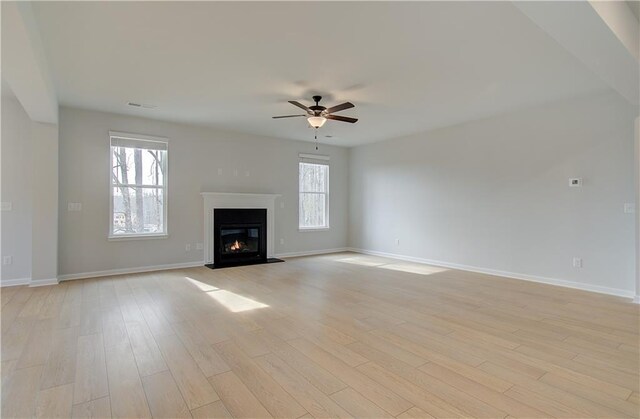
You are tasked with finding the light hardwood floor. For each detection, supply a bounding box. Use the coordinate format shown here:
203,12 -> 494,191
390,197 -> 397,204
1,252 -> 638,418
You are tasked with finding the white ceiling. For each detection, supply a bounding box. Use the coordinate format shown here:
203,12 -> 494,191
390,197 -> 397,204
32,1 -> 608,147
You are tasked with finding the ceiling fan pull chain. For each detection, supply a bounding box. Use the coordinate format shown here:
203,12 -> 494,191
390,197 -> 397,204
315,128 -> 318,150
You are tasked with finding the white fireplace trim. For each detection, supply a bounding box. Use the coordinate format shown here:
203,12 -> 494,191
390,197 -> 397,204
201,192 -> 281,264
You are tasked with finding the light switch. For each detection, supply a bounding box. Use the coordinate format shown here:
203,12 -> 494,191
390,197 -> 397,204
624,203 -> 635,214
0,202 -> 12,211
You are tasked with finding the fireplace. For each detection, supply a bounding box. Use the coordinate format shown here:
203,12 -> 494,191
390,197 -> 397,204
213,208 -> 267,266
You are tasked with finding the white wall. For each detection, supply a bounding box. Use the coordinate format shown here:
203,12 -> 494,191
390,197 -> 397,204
349,91 -> 636,295
58,107 -> 349,277
1,97 -> 33,283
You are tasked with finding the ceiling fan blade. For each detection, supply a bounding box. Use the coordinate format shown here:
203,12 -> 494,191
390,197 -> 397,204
326,102 -> 354,114
288,101 -> 310,112
272,114 -> 306,119
326,114 -> 358,123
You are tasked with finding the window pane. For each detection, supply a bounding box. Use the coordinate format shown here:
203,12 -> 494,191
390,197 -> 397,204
112,146 -> 166,186
299,192 -> 326,228
299,162 -> 327,193
112,186 -> 164,235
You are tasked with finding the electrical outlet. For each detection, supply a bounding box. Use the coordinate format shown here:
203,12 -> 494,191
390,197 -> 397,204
195,243 -> 203,250
185,244 -> 191,251
280,238 -> 285,245
280,202 -> 285,209
2,256 -> 12,265
572,257 -> 582,268
245,170 -> 250,177
0,202 -> 12,211
624,203 -> 635,214
68,202 -> 82,211
217,168 -> 223,175
395,238 -> 400,245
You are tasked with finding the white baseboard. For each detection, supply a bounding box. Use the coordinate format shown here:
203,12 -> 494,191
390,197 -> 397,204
347,248 -> 635,299
275,247 -> 349,259
633,295 -> 640,304
30,278 -> 59,287
56,249 -> 350,282
1,277 -> 31,287
58,261 -> 205,282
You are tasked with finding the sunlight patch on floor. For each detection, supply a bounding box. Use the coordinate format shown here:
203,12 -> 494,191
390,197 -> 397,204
379,263 -> 449,275
206,289 -> 269,313
335,256 -> 386,267
185,277 -> 219,292
336,256 -> 448,276
185,277 -> 268,312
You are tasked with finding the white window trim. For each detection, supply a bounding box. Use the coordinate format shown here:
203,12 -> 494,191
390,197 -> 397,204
298,157 -> 330,231
108,131 -> 169,240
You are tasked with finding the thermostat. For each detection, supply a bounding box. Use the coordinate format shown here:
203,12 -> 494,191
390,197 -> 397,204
569,178 -> 582,187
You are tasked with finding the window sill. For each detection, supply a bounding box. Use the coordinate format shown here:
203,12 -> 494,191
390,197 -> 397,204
298,227 -> 330,232
108,234 -> 168,241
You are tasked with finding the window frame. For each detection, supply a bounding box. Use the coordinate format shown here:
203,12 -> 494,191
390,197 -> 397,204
108,131 -> 169,240
298,157 -> 330,231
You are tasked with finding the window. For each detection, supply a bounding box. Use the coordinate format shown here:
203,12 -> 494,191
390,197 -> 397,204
109,132 -> 168,238
299,160 -> 329,230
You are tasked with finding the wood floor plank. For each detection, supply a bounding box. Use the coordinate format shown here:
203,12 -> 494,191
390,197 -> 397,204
16,318 -> 55,369
71,396 -> 112,418
214,340 -> 307,418
254,352 -> 351,418
155,333 -> 219,410
208,371 -> 273,418
105,341 -> 152,418
34,383 -> 74,418
126,320 -> 168,377
288,337 -> 413,416
40,326 -> 79,390
539,372 -> 639,417
1,316 -> 35,361
101,306 -> 129,349
191,400 -> 233,418
1,365 -> 42,418
142,370 -> 191,418
330,387 -> 394,418
396,406 -> 435,418
480,361 -> 631,417
257,329 -> 348,395
73,333 -> 108,405
173,320 -> 230,377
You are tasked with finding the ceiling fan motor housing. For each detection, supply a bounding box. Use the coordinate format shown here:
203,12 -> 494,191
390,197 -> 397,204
309,96 -> 326,115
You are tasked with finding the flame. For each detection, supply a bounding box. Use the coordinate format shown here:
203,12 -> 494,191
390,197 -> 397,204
230,240 -> 242,251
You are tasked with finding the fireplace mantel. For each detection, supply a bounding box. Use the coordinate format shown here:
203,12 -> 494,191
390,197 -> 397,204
201,192 -> 281,264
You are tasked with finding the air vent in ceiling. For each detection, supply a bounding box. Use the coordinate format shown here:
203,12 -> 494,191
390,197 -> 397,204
127,102 -> 156,109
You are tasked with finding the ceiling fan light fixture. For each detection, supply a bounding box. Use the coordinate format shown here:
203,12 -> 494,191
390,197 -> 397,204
307,116 -> 327,128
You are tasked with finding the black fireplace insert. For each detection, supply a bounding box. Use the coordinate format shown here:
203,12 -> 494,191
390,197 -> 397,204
213,208 -> 267,266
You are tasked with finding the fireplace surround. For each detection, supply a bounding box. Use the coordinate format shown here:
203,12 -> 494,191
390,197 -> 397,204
202,192 -> 281,268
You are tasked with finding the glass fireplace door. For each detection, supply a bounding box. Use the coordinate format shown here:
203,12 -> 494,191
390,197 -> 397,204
219,225 -> 261,257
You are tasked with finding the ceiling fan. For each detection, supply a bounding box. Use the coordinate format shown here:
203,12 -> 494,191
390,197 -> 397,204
273,95 -> 358,128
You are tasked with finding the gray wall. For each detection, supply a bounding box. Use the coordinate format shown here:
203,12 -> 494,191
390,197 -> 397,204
1,97 -> 33,282
1,96 -> 58,284
58,107 -> 349,277
349,91 -> 636,294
